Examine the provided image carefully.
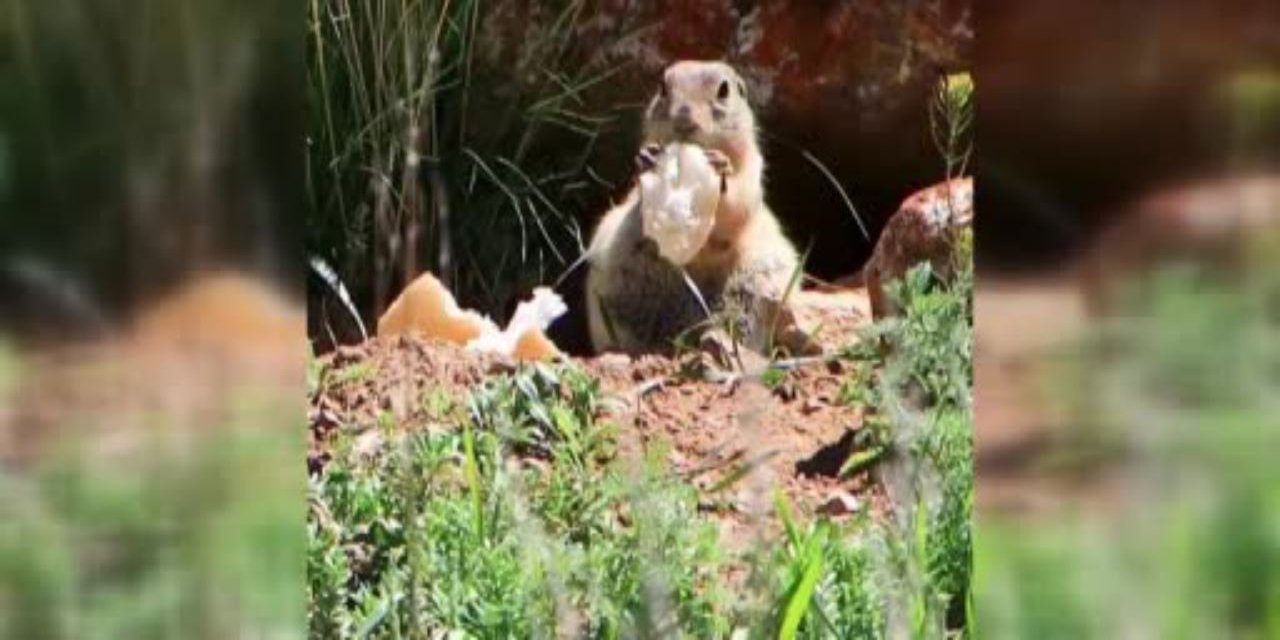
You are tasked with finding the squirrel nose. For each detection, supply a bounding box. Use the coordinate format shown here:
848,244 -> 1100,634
672,107 -> 698,138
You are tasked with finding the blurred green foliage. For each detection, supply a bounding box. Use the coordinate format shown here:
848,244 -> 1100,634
1,0 -> 298,309
977,249 -> 1280,638
1,400 -> 303,639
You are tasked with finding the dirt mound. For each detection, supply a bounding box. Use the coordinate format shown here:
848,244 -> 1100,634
309,285 -> 888,545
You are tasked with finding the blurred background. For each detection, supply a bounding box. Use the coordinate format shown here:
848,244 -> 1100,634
1,0 -> 303,637
973,1 -> 1280,637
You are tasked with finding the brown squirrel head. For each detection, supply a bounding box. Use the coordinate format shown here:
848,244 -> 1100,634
643,61 -> 758,158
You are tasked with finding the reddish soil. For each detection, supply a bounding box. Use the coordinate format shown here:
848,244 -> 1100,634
973,274 -> 1136,517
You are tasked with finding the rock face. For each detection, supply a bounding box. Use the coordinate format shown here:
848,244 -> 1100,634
865,177 -> 973,319
977,1 -> 1280,271
482,1 -> 970,125
477,0 -> 972,277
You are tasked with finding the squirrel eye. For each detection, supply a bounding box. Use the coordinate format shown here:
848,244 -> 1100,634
717,80 -> 731,101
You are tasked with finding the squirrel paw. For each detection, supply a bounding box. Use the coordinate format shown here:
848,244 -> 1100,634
702,148 -> 733,194
702,148 -> 733,176
635,144 -> 664,173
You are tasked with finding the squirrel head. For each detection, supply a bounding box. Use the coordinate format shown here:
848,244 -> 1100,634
644,61 -> 757,156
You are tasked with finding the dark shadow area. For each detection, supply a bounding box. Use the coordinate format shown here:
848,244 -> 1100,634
975,0 -> 1280,274
795,429 -> 858,478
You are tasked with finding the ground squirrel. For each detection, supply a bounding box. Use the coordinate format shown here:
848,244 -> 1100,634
585,60 -> 812,357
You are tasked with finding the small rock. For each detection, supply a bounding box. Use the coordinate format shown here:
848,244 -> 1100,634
801,396 -> 824,415
333,344 -> 367,365
668,448 -> 688,467
352,430 -> 383,459
595,352 -> 632,373
311,407 -> 340,429
384,384 -> 410,420
817,491 -> 862,517
772,378 -> 799,401
306,451 -> 331,475
510,457 -> 550,477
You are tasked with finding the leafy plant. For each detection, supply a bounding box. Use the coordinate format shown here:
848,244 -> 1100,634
837,226 -> 975,636
930,72 -> 974,182
3,413 -> 303,640
307,362 -> 731,638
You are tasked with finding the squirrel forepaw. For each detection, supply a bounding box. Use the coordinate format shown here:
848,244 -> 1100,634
703,148 -> 733,176
702,149 -> 733,194
635,144 -> 663,173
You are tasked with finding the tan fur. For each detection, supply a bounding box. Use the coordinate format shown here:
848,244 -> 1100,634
586,61 -> 806,355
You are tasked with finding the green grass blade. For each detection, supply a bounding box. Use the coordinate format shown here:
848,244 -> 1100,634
838,444 -> 887,478
354,594 -> 392,639
799,148 -> 868,241
706,451 -> 776,494
779,527 -> 826,640
773,489 -> 801,551
462,424 -> 484,537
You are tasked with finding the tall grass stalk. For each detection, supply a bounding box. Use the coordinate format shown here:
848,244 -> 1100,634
307,0 -> 617,327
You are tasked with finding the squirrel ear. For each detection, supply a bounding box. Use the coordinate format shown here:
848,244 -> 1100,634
728,67 -> 748,99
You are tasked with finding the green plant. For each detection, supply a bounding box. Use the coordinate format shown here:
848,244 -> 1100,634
836,227 -> 975,636
930,72 -> 974,182
3,410 -> 303,640
308,269 -> 977,637
307,0 -> 619,323
307,353 -> 979,638
307,363 -> 733,638
740,493 -> 887,639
